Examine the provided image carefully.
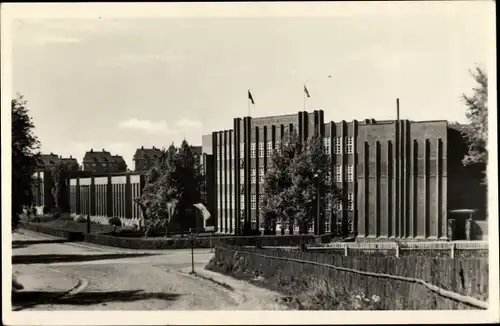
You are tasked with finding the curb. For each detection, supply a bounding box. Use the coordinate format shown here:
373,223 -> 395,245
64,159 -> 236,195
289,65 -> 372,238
164,267 -> 246,304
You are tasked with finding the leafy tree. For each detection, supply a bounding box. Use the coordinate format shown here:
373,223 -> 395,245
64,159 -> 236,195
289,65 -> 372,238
261,132 -> 301,235
261,132 -> 342,235
51,162 -> 70,213
462,67 -> 488,167
12,94 -> 40,230
135,141 -> 205,236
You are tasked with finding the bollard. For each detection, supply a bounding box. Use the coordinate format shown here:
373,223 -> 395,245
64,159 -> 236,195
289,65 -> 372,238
344,244 -> 348,257
395,243 -> 400,258
450,243 -> 455,258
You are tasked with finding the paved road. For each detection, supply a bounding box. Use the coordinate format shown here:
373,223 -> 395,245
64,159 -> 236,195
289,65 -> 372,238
12,230 -> 286,311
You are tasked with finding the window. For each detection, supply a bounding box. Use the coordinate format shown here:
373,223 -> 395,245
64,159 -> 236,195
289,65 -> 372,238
258,142 -> 264,158
334,165 -> 342,182
267,141 -> 273,156
251,214 -> 257,223
333,199 -> 342,211
240,169 -> 244,184
308,222 -> 314,233
217,146 -> 220,160
259,168 -> 265,184
326,199 -> 332,210
325,171 -> 331,184
221,147 -> 225,160
240,194 -> 245,208
347,192 -> 354,211
333,137 -> 342,154
251,168 -> 256,184
240,143 -> 245,158
231,167 -> 235,184
250,142 -> 256,158
323,138 -> 331,155
324,216 -> 331,233
345,137 -> 354,154
345,165 -> 354,182
251,194 -> 256,209
259,194 -> 264,204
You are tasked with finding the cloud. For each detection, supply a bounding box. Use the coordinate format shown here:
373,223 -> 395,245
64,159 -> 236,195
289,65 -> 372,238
117,118 -> 179,135
175,118 -> 202,128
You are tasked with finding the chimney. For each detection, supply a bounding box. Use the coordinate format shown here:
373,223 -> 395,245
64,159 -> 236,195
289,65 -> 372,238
90,148 -> 93,153
70,155 -> 72,159
141,146 -> 144,149
153,146 -> 156,149
102,148 -> 105,152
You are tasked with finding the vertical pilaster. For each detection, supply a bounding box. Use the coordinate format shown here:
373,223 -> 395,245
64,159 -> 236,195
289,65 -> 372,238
106,175 -> 113,217
125,174 -> 131,220
387,141 -> 393,238
424,139 -> 429,238
436,138 -> 442,238
375,141 -> 380,237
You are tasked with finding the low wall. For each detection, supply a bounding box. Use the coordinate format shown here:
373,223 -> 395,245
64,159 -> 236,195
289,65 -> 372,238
207,246 -> 489,310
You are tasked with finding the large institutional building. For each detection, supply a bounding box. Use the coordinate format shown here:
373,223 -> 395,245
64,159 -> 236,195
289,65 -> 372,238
202,110 -> 486,240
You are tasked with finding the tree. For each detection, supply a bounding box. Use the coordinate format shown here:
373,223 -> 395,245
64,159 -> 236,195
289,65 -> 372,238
12,94 -> 40,230
134,141 -> 206,236
51,162 -> 70,213
462,67 -> 488,167
261,132 -> 301,235
261,132 -> 342,235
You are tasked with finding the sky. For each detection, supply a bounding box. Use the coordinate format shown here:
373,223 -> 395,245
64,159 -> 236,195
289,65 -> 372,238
8,2 -> 495,169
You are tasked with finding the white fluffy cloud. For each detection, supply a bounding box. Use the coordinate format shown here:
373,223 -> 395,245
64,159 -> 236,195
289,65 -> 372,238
174,118 -> 202,128
117,118 -> 178,135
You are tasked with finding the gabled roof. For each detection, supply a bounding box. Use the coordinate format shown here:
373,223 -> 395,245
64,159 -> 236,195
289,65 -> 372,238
133,146 -> 163,160
38,153 -> 60,167
83,149 -> 114,163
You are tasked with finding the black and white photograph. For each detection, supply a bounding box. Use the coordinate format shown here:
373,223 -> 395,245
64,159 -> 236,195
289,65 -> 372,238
1,1 -> 498,325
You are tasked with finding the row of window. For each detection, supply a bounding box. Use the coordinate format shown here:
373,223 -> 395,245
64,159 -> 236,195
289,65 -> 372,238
216,165 -> 354,184
216,137 -> 354,161
217,192 -> 354,211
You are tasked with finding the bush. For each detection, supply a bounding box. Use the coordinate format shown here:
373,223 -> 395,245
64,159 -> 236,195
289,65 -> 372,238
74,214 -> 87,223
108,217 -> 122,227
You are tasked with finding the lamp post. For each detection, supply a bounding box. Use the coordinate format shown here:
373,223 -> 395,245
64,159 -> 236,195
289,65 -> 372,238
189,229 -> 196,275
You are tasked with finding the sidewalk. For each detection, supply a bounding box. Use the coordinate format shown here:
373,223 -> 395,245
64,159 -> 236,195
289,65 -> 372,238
177,266 -> 288,310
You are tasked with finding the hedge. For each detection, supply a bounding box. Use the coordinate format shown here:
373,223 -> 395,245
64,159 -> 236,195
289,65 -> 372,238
21,223 -> 85,241
21,222 -> 330,249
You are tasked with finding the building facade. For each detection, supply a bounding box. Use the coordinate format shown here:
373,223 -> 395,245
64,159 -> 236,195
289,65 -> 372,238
82,149 -> 127,173
133,146 -> 162,172
204,110 -> 486,240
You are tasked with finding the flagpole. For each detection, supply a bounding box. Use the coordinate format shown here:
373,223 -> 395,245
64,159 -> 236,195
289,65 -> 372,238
303,85 -> 306,111
248,94 -> 250,117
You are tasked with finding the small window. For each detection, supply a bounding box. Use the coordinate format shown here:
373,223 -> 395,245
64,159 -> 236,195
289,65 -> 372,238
251,168 -> 256,184
258,142 -> 265,158
334,165 -> 342,182
250,142 -> 256,158
259,168 -> 265,184
323,138 -> 331,155
251,194 -> 256,209
347,192 -> 354,211
334,137 -> 342,154
345,165 -> 354,182
345,137 -> 354,154
267,141 -> 273,156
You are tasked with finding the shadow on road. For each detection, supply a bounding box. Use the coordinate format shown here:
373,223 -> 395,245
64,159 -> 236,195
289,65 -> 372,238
12,289 -> 181,310
12,253 -> 157,265
12,239 -> 72,249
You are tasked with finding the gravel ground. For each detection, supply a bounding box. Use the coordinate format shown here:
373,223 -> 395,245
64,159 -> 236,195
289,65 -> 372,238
11,230 -> 287,311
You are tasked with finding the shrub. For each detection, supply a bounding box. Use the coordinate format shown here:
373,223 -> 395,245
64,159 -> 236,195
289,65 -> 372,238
74,214 -> 87,223
108,217 -> 122,227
